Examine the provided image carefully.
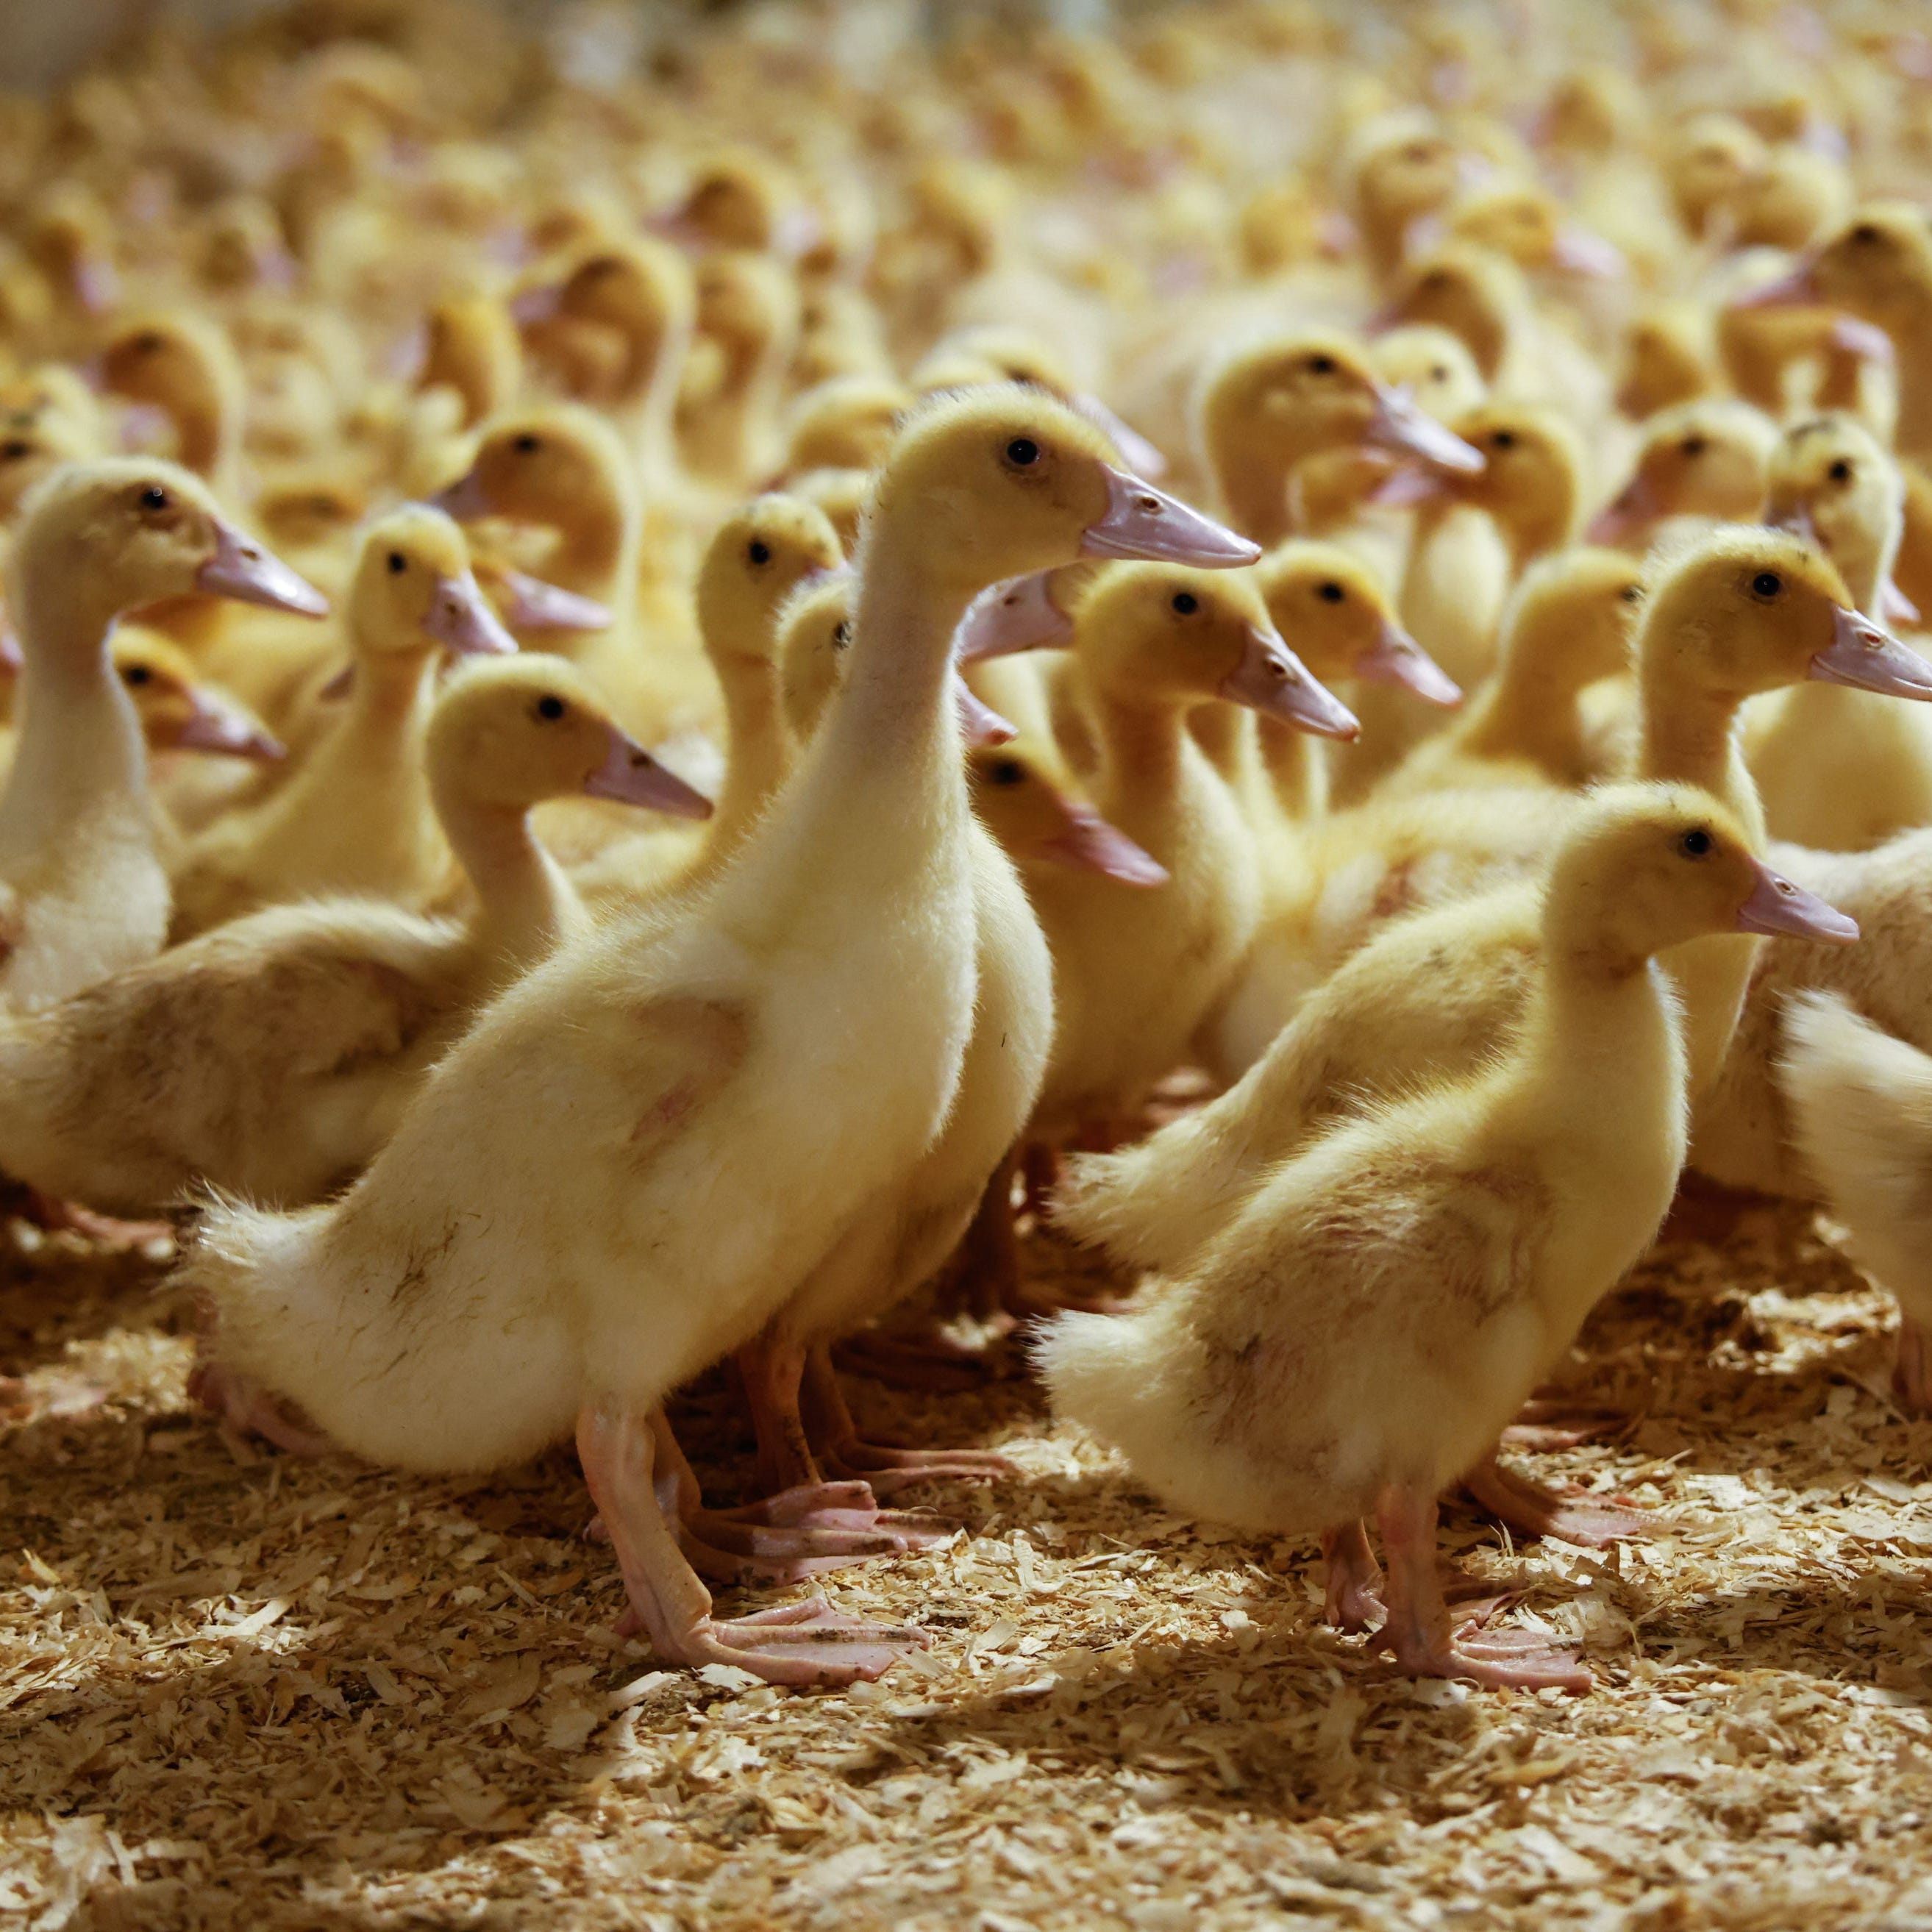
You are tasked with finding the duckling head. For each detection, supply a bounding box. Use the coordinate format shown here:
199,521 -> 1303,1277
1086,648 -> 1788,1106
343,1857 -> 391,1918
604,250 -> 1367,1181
1444,182 -> 1624,279
1641,527 -> 1932,702
113,630 -> 282,760
1727,149 -> 1849,255
419,293 -> 524,427
1414,403 -> 1582,536
548,237 -> 695,367
434,405 -> 633,532
697,494 -> 844,674
1667,113 -> 1768,239
99,312 -> 243,421
776,569 -> 855,742
1348,118 -> 1466,249
673,149 -> 808,257
784,375 -> 910,474
0,412 -> 91,522
1376,242 -> 1523,382
868,385 -> 1258,599
1746,204 -> 1932,332
1074,563 -> 1359,739
1767,415 -> 1903,609
1503,547 -> 1647,688
428,655 -> 713,821
255,474 -> 370,553
1591,399 -> 1775,543
694,250 -> 800,363
13,458 -> 327,637
1369,324 -> 1486,423
347,505 -> 517,666
1255,541 -> 1459,703
1616,304 -> 1717,421
1551,782 -> 1857,969
968,735 -> 1166,886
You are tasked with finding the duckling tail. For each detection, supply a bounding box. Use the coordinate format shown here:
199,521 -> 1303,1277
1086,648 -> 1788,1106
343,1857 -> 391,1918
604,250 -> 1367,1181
1033,1300 -> 1199,1493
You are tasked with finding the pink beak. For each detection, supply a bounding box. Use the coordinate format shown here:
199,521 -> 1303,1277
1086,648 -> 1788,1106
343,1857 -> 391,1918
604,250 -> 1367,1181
1587,475 -> 1658,546
1354,618 -> 1462,707
1735,860 -> 1858,944
954,672 -> 1017,747
430,468 -> 496,523
582,725 -> 714,819
174,687 -> 285,760
196,521 -> 329,617
1080,467 -> 1261,567
1809,605 -> 1932,697
955,568 -> 1075,663
1880,579 -> 1922,630
0,629 -> 21,674
493,568 -> 612,633
1731,259 -> 1822,311
1550,224 -> 1626,279
1828,314 -> 1894,366
1363,383 -> 1485,474
510,282 -> 565,327
1219,622 -> 1360,739
1038,803 -> 1169,887
424,573 -> 520,657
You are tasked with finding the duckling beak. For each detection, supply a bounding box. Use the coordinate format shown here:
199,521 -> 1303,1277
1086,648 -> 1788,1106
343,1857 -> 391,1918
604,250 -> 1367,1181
1363,384 -> 1485,475
1080,467 -> 1261,566
0,627 -> 21,674
1735,862 -> 1858,944
1829,314 -> 1894,366
1586,475 -> 1657,545
1810,605 -> 1932,697
509,282 -> 564,327
426,572 -> 520,657
1731,258 -> 1821,310
582,726 -> 714,819
1551,224 -> 1626,279
1219,623 -> 1361,739
1881,579 -> 1922,629
955,568 -> 1074,662
1071,393 -> 1168,480
1038,804 -> 1170,887
1772,503 -> 1822,549
492,568 -> 612,633
1355,619 -> 1463,707
196,521 -> 330,617
953,672 -> 1018,747
429,468 -> 495,522
174,688 -> 286,761
74,257 -> 121,316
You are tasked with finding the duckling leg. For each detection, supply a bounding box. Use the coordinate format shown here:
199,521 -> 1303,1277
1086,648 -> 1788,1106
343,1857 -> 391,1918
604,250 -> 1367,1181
576,1398 -> 928,1689
1372,1483 -> 1591,1694
1894,1317 -> 1931,1415
185,1356 -> 333,1458
802,1344 -> 1019,1494
1461,1452 -> 1655,1547
1321,1520 -> 1386,1632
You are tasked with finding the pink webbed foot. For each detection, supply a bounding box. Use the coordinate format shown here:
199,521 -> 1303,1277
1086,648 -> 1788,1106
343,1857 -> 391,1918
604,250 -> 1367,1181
803,1345 -> 1016,1498
1322,1520 -> 1386,1633
613,1594 -> 930,1686
676,1480 -> 953,1587
187,1358 -> 333,1457
1462,1453 -> 1656,1547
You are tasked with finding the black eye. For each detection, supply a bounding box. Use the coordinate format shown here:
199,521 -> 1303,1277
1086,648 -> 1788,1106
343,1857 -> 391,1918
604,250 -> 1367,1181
1620,584 -> 1642,604
138,485 -> 169,511
832,621 -> 851,649
536,694 -> 566,720
1491,429 -> 1516,449
132,332 -> 163,354
121,664 -> 153,685
1171,591 -> 1199,614
0,441 -> 27,461
1850,224 -> 1881,245
512,432 -> 541,455
1316,581 -> 1346,603
1682,436 -> 1708,457
1679,827 -> 1714,858
1308,354 -> 1336,375
386,551 -> 407,574
1752,571 -> 1783,597
748,539 -> 772,566
1828,460 -> 1853,482
986,758 -> 1025,786
1005,437 -> 1039,466
1430,365 -> 1447,381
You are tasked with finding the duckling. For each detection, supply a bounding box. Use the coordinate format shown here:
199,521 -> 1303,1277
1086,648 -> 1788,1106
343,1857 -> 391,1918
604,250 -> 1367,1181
0,459 -> 324,1011
416,289 -> 524,434
0,407 -> 96,523
1043,786 -> 1854,1689
779,375 -> 910,478
1747,416 -> 1932,849
98,310 -> 250,504
677,250 -> 802,493
1379,548 -> 1646,798
179,388 -> 1241,1686
1197,332 -> 1482,546
169,507 -> 516,937
1345,114 -> 1470,288
1616,303 -> 1721,422
0,655 -> 707,1219
1587,399 -> 1776,549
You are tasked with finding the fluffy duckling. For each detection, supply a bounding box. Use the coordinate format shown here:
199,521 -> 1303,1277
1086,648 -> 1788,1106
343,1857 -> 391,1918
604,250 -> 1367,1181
1379,548 -> 1646,798
0,655 -> 707,1219
779,375 -> 910,478
1748,416 -> 1932,849
0,405 -> 97,523
98,310 -> 250,503
179,388 -> 1241,1686
416,289 -> 524,434
1197,332 -> 1481,546
1616,303 -> 1720,422
0,459 -> 324,1010
169,507 -> 516,937
1044,787 -> 1853,1689
1587,399 -> 1776,549
677,250 -> 803,492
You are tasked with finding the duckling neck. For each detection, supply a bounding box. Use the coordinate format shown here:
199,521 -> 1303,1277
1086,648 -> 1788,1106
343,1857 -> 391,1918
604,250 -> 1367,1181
0,597 -> 146,863
550,491 -> 641,622
1086,680 -> 1188,817
172,380 -> 244,500
1637,678 -> 1761,837
830,557 -> 974,774
712,655 -> 789,847
1207,426 -> 1292,544
1472,646 -> 1588,775
442,796 -> 583,979
1891,316 -> 1932,462
1256,714 -> 1326,819
1500,493 -> 1576,574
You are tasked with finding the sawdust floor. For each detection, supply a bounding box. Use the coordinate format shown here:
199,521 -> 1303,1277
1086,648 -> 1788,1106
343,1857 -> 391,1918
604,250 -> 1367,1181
3,1192 -> 1932,1930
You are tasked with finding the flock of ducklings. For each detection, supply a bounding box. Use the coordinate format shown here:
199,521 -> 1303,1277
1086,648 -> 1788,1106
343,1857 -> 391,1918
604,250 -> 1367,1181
11,0 -> 1932,1699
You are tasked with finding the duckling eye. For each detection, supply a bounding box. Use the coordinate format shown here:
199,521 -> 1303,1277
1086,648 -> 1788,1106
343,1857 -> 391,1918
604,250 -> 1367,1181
0,441 -> 28,461
1850,224 -> 1881,246
747,539 -> 772,566
386,551 -> 407,574
138,485 -> 170,512
536,695 -> 566,721
1004,437 -> 1040,467
1171,591 -> 1199,614
832,621 -> 851,649
1682,436 -> 1708,457
1430,365 -> 1448,381
1828,459 -> 1853,482
121,664 -> 153,685
1751,570 -> 1783,598
512,432 -> 541,455
1307,354 -> 1336,376
1678,827 -> 1714,858
986,758 -> 1026,786
1490,429 -> 1516,449
1316,581 -> 1346,603
1620,584 -> 1643,605
131,332 -> 163,354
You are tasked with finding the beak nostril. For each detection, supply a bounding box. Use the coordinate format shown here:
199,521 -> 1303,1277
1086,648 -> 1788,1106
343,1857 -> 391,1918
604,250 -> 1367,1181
1137,496 -> 1161,513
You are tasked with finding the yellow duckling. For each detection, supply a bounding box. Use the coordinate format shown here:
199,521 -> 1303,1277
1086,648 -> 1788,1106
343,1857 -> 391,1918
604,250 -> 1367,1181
1044,786 -> 1854,1689
0,404 -> 97,524
97,310 -> 250,504
1378,547 -> 1646,798
180,388 -> 1234,1686
1586,398 -> 1776,549
676,249 -> 802,493
1615,302 -> 1721,422
0,655 -> 707,1221
1748,416 -> 1932,849
170,506 -> 516,937
0,458 -> 324,1010
779,374 -> 910,478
